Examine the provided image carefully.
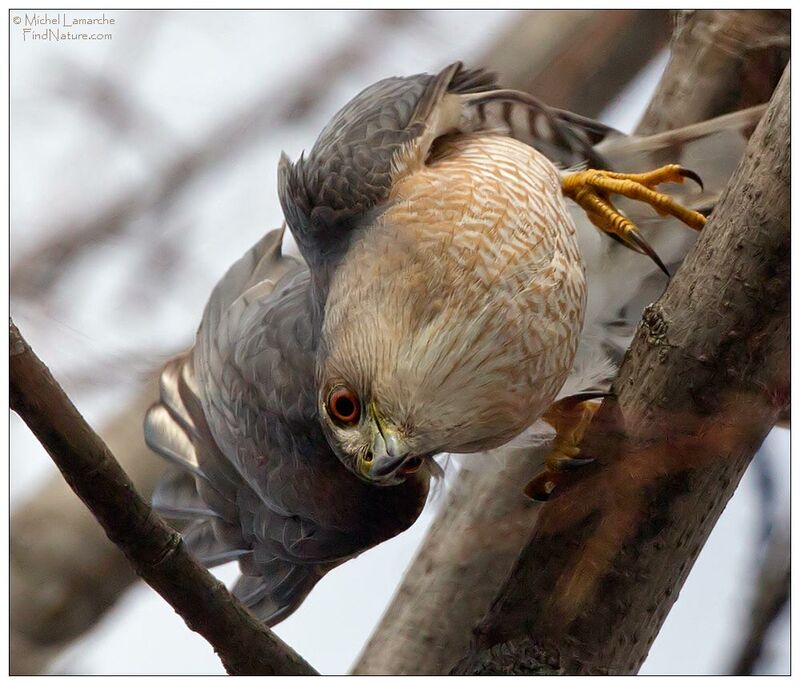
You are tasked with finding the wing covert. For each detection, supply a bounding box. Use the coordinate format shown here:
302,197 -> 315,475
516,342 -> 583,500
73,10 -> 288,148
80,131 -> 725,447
278,61 -> 618,278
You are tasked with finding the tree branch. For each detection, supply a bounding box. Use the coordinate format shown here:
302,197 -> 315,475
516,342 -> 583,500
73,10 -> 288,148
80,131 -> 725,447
454,63 -> 789,676
10,376 -> 166,675
9,321 -> 317,676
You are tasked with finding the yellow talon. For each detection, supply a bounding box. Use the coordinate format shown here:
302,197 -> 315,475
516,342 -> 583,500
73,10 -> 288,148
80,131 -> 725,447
562,164 -> 707,276
525,392 -> 606,501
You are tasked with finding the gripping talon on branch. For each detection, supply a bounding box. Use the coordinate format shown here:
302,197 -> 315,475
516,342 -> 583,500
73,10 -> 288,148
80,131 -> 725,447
524,391 -> 610,501
562,164 -> 707,276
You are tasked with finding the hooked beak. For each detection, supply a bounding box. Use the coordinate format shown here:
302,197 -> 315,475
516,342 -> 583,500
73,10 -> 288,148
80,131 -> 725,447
359,406 -> 418,483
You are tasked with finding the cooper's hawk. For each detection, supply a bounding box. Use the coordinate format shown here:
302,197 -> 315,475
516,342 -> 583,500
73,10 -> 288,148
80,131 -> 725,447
145,62 -> 761,624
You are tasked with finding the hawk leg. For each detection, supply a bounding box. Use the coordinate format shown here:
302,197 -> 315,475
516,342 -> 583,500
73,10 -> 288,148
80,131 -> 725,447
524,391 -> 608,501
562,164 -> 707,275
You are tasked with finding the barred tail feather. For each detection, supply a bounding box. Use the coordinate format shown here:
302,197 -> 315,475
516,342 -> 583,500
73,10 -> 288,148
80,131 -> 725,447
455,89 -> 621,168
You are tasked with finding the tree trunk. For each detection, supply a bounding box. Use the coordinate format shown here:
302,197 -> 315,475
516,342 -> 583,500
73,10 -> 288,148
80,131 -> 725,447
638,10 -> 789,134
454,62 -> 789,676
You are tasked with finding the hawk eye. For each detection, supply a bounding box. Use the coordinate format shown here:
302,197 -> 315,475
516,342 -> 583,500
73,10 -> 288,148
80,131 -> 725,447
327,386 -> 361,426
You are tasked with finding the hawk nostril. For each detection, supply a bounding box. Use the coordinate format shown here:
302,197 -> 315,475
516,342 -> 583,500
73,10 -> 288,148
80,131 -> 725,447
363,452 -> 373,463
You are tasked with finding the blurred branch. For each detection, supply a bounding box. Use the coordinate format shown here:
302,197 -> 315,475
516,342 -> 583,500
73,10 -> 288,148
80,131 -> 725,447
49,59 -> 177,163
10,9 -> 413,300
48,13 -> 170,162
728,523 -> 790,675
638,10 -> 789,134
454,64 -> 789,675
483,10 -> 670,115
10,321 -> 317,676
353,10 -> 671,676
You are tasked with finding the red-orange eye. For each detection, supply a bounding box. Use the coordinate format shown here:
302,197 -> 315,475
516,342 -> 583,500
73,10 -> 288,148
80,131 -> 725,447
327,386 -> 361,426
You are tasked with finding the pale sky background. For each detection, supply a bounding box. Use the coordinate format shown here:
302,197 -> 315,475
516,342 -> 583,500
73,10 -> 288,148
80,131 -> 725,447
10,9 -> 789,675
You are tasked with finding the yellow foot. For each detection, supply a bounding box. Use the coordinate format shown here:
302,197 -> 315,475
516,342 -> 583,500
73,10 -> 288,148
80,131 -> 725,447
524,391 -> 608,501
561,164 -> 707,276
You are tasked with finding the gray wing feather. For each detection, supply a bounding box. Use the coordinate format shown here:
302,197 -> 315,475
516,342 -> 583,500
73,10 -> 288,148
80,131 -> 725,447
278,61 -> 616,275
148,226 -> 427,625
144,403 -> 203,477
233,555 -> 327,626
151,468 -> 218,520
147,227 -> 328,622
182,519 -> 248,567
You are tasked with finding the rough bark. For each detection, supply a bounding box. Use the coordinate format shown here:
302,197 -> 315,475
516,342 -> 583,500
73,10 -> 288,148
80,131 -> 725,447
454,63 -> 790,676
10,322 -> 318,676
354,9 -> 789,676
352,11 -> 670,676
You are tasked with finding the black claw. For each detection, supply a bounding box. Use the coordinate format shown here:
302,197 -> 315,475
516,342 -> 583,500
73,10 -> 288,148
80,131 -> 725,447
607,232 -> 635,250
679,167 -> 704,191
627,230 -> 670,277
560,390 -> 613,404
556,456 -> 596,471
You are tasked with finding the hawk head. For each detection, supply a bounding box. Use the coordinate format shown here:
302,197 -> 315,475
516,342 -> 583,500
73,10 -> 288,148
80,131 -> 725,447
315,220 -> 544,485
